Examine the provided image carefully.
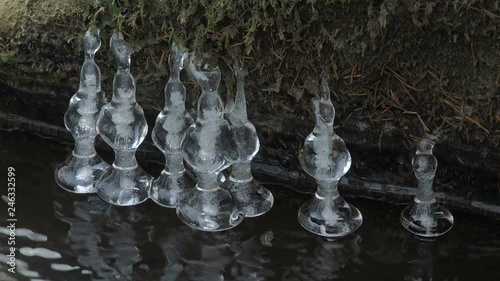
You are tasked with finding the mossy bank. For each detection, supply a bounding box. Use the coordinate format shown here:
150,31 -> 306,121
0,1 -> 498,182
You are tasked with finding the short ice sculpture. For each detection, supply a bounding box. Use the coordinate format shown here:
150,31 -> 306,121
95,30 -> 152,206
177,53 -> 244,231
400,139 -> 454,238
55,27 -> 109,193
297,77 -> 363,237
226,59 -> 274,217
150,41 -> 194,208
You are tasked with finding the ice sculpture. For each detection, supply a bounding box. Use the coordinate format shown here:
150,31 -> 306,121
297,77 -> 363,237
226,59 -> 273,217
400,139 -> 454,237
55,27 -> 109,193
150,41 -> 194,207
177,53 -> 244,231
95,30 -> 152,206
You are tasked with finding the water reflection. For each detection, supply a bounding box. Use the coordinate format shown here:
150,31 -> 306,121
53,186 -> 276,281
402,238 -> 456,281
280,234 -> 362,281
1,131 -> 499,281
156,228 -> 271,281
53,186 -> 150,280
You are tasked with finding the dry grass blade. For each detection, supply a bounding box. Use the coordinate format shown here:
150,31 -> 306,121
404,111 -> 430,132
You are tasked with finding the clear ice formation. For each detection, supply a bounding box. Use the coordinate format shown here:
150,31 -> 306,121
225,59 -> 274,217
400,139 -> 454,238
177,53 -> 244,231
297,77 -> 363,237
55,27 -> 109,194
150,41 -> 195,208
95,30 -> 152,206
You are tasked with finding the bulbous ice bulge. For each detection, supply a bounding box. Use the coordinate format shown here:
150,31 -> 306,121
177,53 -> 244,232
226,58 -> 273,217
297,76 -> 362,237
400,139 -> 454,238
95,29 -> 152,206
299,79 -> 350,181
55,26 -> 109,194
150,40 -> 195,208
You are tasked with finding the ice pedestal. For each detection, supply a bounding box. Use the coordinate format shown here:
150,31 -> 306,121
400,139 -> 454,238
96,30 -> 152,206
55,27 -> 109,194
297,77 -> 362,237
177,53 -> 244,231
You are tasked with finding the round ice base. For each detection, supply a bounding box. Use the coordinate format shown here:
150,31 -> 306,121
298,194 -> 363,238
176,187 -> 245,232
54,152 -> 109,194
227,177 -> 274,217
150,170 -> 195,208
96,164 -> 152,206
400,199 -> 454,238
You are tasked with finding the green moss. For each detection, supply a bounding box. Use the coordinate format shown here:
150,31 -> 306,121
0,0 -> 498,150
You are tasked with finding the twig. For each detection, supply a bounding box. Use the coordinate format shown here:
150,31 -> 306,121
404,111 -> 430,132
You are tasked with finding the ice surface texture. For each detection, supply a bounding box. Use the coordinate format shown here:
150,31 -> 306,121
95,30 -> 152,206
55,27 -> 109,193
297,77 -> 363,237
150,41 -> 195,208
177,53 -> 244,231
400,139 -> 454,238
226,59 -> 274,217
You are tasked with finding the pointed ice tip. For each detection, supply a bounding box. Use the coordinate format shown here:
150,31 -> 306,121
320,76 -> 331,100
187,53 -> 221,91
233,58 -> 242,75
225,91 -> 235,113
169,39 -> 188,72
112,29 -> 124,41
110,29 -> 136,53
233,58 -> 248,79
110,29 -> 134,69
417,139 -> 434,154
171,39 -> 187,54
85,26 -> 100,39
83,27 -> 101,55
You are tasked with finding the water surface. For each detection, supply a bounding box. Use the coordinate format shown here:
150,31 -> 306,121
0,131 -> 499,281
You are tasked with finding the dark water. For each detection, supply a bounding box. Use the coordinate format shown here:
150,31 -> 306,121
0,131 -> 499,281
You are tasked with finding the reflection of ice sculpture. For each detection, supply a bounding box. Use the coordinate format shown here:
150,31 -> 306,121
281,233 -> 362,280
298,77 -> 362,237
53,188 -> 147,280
400,139 -> 454,237
153,222 -> 274,281
150,41 -> 194,208
55,27 -> 109,193
226,59 -> 273,217
96,30 -> 152,206
177,53 -> 244,232
403,239 -> 434,281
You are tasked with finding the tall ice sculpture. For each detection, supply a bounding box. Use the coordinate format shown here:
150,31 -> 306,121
400,139 -> 454,237
226,59 -> 274,217
95,30 -> 152,206
177,53 -> 244,231
55,27 -> 109,193
298,77 -> 363,237
150,41 -> 195,207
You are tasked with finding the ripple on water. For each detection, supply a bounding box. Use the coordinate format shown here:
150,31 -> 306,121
0,227 -> 48,242
19,247 -> 62,259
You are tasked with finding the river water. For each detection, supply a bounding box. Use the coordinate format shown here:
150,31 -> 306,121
0,131 -> 499,281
